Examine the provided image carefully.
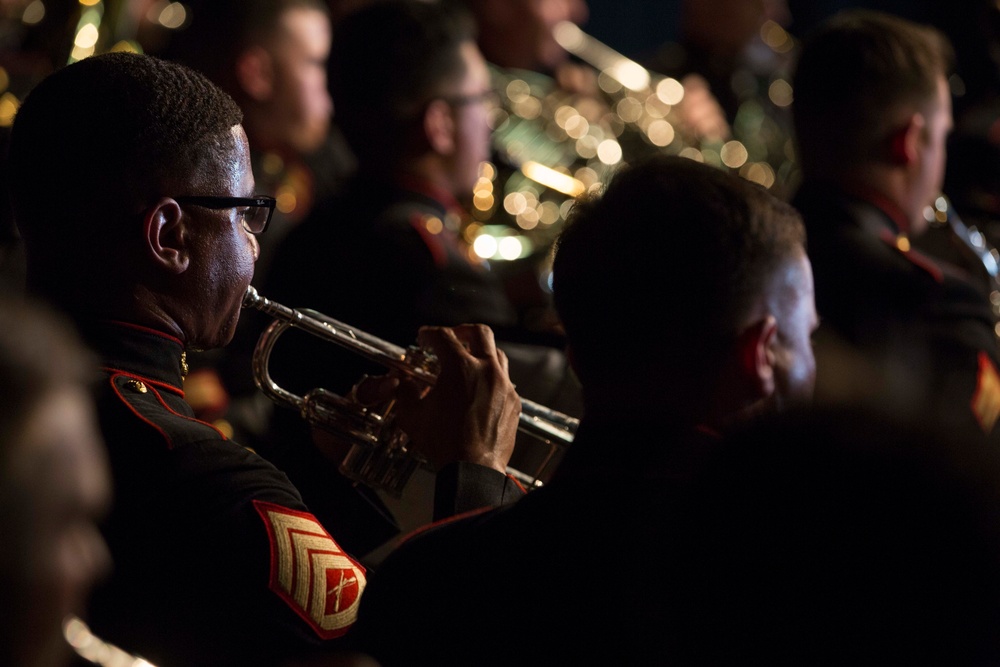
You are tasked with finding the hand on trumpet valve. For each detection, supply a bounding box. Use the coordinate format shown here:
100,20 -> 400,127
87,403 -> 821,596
352,324 -> 520,474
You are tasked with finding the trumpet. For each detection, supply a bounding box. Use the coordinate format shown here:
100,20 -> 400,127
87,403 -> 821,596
242,287 -> 578,496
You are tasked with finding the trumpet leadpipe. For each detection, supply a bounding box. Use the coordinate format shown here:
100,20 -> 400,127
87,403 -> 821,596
241,286 -> 578,448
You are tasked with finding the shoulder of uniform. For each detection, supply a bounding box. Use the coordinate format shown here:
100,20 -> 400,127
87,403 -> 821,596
877,231 -> 945,283
107,371 -> 228,450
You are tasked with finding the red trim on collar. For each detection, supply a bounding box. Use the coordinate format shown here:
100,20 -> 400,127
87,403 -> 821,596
105,320 -> 185,347
849,187 -> 912,234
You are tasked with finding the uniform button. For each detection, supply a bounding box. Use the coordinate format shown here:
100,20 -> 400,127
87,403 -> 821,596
125,379 -> 148,393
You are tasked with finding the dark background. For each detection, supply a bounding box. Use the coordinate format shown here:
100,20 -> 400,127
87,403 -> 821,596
583,0 -> 968,58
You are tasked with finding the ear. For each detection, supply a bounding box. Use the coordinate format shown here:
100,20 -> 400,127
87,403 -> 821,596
235,46 -> 275,102
888,113 -> 925,165
424,98 -> 456,155
143,198 -> 190,274
737,315 -> 778,399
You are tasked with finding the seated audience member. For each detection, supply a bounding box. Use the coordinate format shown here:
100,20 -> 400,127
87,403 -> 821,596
790,10 -> 1000,442
344,154 -> 817,665
0,296 -> 111,667
8,51 -> 521,667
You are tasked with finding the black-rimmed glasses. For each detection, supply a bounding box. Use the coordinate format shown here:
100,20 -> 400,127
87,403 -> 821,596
174,195 -> 277,235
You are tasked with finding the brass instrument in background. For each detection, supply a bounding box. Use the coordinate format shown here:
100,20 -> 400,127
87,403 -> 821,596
920,195 -> 1000,337
468,21 -> 797,307
242,287 -> 578,497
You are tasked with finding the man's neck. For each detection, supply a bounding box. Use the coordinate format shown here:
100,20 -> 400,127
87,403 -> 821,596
810,166 -> 918,235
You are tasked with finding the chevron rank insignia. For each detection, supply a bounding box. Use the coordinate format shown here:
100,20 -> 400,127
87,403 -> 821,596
972,352 -> 1000,436
254,500 -> 367,639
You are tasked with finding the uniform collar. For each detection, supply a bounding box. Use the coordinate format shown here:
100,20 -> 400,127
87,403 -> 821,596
80,320 -> 188,392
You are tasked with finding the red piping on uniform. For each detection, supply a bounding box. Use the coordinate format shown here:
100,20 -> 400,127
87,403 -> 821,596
101,367 -> 185,397
105,320 -> 185,347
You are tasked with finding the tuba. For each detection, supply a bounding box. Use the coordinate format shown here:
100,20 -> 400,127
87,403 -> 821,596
242,287 -> 578,497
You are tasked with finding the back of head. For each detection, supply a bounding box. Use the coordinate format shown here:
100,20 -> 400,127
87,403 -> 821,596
330,0 -> 475,173
792,9 -> 953,177
8,52 -> 242,308
551,154 -> 804,415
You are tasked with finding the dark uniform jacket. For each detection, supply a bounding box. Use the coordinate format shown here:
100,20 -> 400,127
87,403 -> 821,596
82,321 -> 521,667
794,181 -> 1000,444
346,415 -> 718,666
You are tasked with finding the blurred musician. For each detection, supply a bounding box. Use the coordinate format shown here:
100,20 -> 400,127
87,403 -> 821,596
452,0 -> 796,332
790,10 -> 1000,445
643,0 -> 799,197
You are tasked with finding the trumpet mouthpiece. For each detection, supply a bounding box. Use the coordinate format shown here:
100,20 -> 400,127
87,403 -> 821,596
243,285 -> 261,308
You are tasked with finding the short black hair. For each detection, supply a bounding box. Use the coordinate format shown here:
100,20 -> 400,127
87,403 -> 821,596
552,154 -> 805,403
330,0 -> 477,171
792,9 -> 953,174
8,52 -> 242,297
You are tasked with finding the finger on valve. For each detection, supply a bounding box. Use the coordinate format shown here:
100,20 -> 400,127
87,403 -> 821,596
400,325 -> 520,473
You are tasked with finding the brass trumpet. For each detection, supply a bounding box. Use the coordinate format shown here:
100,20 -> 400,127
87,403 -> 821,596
242,286 -> 578,496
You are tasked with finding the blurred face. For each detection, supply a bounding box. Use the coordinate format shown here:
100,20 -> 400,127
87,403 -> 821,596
911,75 -> 952,235
768,249 -> 818,408
682,0 -> 789,56
0,386 -> 111,667
477,0 -> 588,71
448,42 -> 495,197
182,125 -> 260,351
268,6 -> 333,155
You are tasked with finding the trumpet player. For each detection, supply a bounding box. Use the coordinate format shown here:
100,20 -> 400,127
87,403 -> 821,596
8,51 -> 524,667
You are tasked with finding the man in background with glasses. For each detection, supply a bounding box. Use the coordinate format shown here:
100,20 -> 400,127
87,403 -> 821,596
7,50 -> 523,666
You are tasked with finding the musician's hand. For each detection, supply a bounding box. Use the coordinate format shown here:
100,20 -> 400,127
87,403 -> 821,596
354,324 -> 520,473
677,73 -> 731,143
